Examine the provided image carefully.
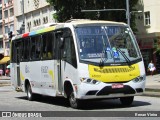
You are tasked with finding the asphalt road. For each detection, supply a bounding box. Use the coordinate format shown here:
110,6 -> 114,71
0,86 -> 160,119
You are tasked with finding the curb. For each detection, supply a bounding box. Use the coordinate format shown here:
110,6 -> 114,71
0,80 -> 11,87
142,92 -> 160,97
145,88 -> 160,92
142,88 -> 160,97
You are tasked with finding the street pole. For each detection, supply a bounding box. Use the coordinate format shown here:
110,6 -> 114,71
22,0 -> 25,33
126,0 -> 130,26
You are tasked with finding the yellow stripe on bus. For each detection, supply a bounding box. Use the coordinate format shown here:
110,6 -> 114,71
49,70 -> 54,81
89,64 -> 140,83
20,71 -> 25,81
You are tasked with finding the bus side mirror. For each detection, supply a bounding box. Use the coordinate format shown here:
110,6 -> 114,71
59,37 -> 64,49
62,51 -> 67,60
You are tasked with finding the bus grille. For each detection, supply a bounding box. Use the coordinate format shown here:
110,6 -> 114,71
93,67 -> 135,73
96,85 -> 136,96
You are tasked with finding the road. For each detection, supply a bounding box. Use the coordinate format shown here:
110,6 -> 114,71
0,86 -> 160,119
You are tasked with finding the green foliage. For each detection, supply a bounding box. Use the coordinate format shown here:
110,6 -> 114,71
154,39 -> 160,54
47,0 -> 139,29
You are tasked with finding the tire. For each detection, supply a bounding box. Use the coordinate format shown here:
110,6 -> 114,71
120,96 -> 134,106
69,92 -> 81,109
26,84 -> 35,101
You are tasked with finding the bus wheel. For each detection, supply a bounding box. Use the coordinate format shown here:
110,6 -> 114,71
69,92 -> 80,109
120,96 -> 134,106
26,84 -> 35,101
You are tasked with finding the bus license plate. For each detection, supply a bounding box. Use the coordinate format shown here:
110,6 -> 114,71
112,84 -> 124,89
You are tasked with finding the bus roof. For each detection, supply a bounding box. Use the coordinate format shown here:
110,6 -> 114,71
12,19 -> 127,40
65,19 -> 126,26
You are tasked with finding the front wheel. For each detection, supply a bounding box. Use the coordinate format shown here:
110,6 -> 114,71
69,92 -> 81,109
120,96 -> 134,106
26,84 -> 35,101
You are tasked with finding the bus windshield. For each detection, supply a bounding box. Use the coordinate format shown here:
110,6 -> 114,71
75,25 -> 141,64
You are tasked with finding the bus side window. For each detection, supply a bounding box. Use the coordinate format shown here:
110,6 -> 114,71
42,34 -> 47,59
30,36 -> 41,60
30,37 -> 36,60
20,41 -> 24,61
11,41 -> 16,63
35,36 -> 41,59
63,36 -> 77,68
41,32 -> 53,60
17,41 -> 23,63
23,38 -> 30,61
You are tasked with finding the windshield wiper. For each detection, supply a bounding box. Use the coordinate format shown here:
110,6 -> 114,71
116,47 -> 131,66
99,26 -> 114,67
99,35 -> 108,67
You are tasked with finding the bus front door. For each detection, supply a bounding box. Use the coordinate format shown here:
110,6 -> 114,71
55,32 -> 63,94
15,43 -> 21,90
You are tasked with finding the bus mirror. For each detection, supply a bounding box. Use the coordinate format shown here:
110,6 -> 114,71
62,52 -> 67,60
59,37 -> 64,49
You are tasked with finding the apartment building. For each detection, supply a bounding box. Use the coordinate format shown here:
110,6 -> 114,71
2,0 -> 15,56
0,0 -> 3,59
0,0 -> 56,74
0,0 -> 15,74
135,0 -> 160,73
14,0 -> 56,33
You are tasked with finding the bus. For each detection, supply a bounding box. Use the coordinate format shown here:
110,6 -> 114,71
11,19 -> 146,109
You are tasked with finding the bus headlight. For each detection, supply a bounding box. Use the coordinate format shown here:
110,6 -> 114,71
133,75 -> 146,83
80,78 -> 100,85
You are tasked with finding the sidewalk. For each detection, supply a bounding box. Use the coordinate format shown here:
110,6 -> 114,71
144,74 -> 160,97
0,76 -> 11,86
0,76 -> 10,80
0,75 -> 160,97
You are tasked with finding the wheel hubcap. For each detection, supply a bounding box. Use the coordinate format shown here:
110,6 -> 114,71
27,86 -> 31,98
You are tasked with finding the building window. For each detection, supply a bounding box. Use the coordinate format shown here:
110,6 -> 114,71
5,41 -> 10,49
145,11 -> 150,26
4,10 -> 8,18
5,26 -> 9,34
10,24 -> 14,32
0,39 -> 3,49
4,0 -> 8,4
0,10 -> 2,19
0,25 -> 2,34
9,8 -> 14,17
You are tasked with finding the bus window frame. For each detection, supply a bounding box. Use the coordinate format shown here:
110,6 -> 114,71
11,39 -> 23,63
30,35 -> 42,61
41,32 -> 55,61
54,28 -> 77,68
20,37 -> 30,62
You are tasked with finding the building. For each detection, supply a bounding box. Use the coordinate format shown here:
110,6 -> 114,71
0,0 -> 15,74
0,0 -> 3,59
135,0 -> 160,73
14,0 -> 56,34
2,0 -> 15,56
0,0 -> 56,75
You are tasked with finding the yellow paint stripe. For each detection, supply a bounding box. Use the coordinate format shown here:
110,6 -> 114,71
89,64 -> 140,82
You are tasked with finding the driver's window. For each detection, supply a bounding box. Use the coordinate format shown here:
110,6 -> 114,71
63,29 -> 77,68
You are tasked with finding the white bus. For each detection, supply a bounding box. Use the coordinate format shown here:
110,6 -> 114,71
11,20 -> 146,109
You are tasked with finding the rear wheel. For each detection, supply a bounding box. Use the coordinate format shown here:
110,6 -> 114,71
69,92 -> 81,109
26,84 -> 35,101
120,96 -> 134,106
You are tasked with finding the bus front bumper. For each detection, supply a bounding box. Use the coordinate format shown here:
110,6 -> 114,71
75,80 -> 145,100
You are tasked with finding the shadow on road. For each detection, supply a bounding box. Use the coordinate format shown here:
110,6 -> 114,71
16,95 -> 151,110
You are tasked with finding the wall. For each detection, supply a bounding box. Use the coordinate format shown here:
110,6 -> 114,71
14,0 -> 56,33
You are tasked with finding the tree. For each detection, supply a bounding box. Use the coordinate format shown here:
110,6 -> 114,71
47,0 -> 138,28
